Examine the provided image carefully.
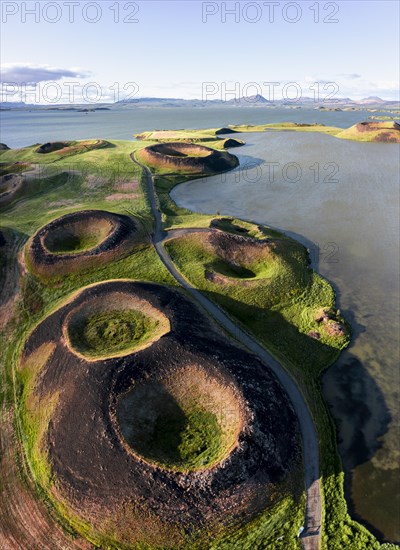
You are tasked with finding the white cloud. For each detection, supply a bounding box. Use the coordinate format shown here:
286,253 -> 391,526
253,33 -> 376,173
0,63 -> 90,85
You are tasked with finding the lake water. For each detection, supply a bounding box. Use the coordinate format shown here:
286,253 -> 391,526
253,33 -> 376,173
0,105 -> 388,148
172,131 -> 400,543
2,107 -> 399,542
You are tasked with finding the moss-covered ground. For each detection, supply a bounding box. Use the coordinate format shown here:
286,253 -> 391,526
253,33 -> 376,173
68,309 -> 160,359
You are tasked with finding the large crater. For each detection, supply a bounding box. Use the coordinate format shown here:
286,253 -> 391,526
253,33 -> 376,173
26,210 -> 141,278
43,216 -> 113,254
137,142 -> 239,174
117,364 -> 243,471
206,229 -> 273,281
172,227 -> 277,287
20,281 -> 300,547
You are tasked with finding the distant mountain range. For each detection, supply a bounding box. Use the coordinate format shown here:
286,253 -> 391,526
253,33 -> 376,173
357,96 -> 391,105
115,94 -> 400,107
1,95 -> 399,110
113,94 -> 400,108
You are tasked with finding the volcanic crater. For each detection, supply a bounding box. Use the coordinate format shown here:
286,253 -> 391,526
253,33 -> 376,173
193,227 -> 275,287
137,142 -> 239,174
35,140 -> 110,155
26,210 -> 142,277
20,280 -> 300,547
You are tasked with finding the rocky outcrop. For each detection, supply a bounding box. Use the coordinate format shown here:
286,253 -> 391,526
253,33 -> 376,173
215,127 -> 238,135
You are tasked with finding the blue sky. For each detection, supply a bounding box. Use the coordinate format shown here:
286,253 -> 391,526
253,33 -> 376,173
1,0 -> 399,103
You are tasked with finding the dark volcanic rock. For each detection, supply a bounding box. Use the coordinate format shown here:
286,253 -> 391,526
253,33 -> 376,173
22,281 -> 301,545
35,141 -> 71,154
215,127 -> 239,135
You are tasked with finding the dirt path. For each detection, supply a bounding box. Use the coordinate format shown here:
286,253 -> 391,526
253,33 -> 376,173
131,153 -> 322,549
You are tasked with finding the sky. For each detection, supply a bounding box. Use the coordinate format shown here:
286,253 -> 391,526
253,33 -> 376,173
1,0 -> 399,104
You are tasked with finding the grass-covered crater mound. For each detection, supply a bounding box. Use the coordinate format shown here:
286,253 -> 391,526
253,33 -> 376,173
64,288 -> 170,360
26,210 -> 142,278
117,365 -> 243,471
0,167 -> 74,209
164,218 -> 350,372
167,219 -> 292,290
136,142 -> 239,175
35,139 -> 110,155
0,161 -> 32,176
204,229 -> 276,286
19,281 -> 300,548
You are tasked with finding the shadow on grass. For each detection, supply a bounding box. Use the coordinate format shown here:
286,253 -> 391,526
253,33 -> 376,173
201,291 -> 391,497
118,386 -> 188,465
204,289 -> 340,379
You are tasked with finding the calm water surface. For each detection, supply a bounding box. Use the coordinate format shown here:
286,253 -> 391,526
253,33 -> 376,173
0,106 -> 388,148
172,132 -> 400,542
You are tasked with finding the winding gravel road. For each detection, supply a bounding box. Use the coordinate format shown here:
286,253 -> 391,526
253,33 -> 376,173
131,153 -> 321,549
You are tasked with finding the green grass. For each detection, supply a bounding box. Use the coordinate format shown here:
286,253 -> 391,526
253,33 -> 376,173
154,173 -> 215,228
45,232 -> 103,254
164,226 -> 349,381
68,309 -> 159,358
0,140 -> 152,236
211,217 -> 271,239
18,342 -> 58,488
229,122 -> 341,135
177,409 -> 221,467
134,129 -> 245,151
204,492 -> 304,550
135,128 -> 233,141
138,406 -> 223,471
0,161 -> 32,176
